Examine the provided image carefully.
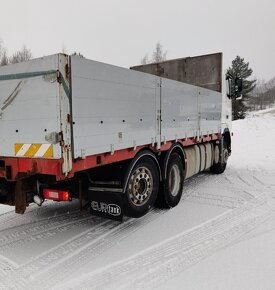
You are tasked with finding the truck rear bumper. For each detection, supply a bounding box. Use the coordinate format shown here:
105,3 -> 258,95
0,157 -> 63,181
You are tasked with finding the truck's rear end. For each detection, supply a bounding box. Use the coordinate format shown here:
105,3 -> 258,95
0,54 -> 72,212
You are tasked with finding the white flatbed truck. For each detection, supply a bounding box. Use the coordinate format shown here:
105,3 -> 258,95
0,52 -> 242,220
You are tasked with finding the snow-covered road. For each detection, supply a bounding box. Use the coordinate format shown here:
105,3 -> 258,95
0,110 -> 275,290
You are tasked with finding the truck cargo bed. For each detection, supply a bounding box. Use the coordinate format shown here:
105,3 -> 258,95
0,53 -> 222,181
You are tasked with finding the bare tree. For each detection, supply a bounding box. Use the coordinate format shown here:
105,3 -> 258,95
250,79 -> 266,110
0,39 -> 8,66
250,78 -> 275,110
264,79 -> 275,108
151,41 -> 167,63
141,54 -> 149,65
9,45 -> 32,64
141,42 -> 168,64
0,49 -> 9,66
0,41 -> 33,66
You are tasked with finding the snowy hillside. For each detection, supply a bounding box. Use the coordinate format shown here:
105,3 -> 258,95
0,110 -> 275,290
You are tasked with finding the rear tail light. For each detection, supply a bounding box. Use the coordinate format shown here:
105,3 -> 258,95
43,189 -> 70,201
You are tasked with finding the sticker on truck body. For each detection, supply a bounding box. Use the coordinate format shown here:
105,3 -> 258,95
14,143 -> 53,158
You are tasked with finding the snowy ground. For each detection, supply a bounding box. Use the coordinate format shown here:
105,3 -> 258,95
0,110 -> 275,290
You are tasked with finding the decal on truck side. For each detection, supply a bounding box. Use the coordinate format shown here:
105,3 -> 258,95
91,201 -> 121,217
14,143 -> 53,158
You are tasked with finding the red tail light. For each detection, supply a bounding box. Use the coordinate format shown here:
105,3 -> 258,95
43,189 -> 70,201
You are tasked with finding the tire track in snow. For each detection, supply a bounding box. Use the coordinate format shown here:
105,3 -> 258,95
0,207 -> 81,234
0,208 -> 164,289
0,255 -> 18,280
234,203 -> 275,244
0,216 -> 111,289
30,208 -> 164,290
252,175 -> 265,185
34,173 -> 251,290
0,206 -> 39,232
0,201 -> 80,232
182,172 -> 255,209
224,171 -> 254,188
59,192 -> 274,290
0,210 -> 90,247
224,171 -> 269,201
252,174 -> 275,198
181,172 -> 248,209
239,218 -> 275,244
183,191 -> 246,208
225,172 -> 253,189
240,173 -> 273,189
237,175 -> 253,187
0,214 -> 98,253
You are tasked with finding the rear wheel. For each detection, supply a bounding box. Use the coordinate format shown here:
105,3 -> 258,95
123,156 -> 159,218
210,140 -> 228,174
157,152 -> 184,208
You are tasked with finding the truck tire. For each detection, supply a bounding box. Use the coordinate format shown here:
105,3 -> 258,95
210,141 -> 228,174
123,156 -> 159,218
156,152 -> 184,208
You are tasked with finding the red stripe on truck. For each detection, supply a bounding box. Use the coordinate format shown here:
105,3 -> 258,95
0,133 -> 220,181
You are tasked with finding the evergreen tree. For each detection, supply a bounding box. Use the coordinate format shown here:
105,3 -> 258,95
227,56 -> 256,120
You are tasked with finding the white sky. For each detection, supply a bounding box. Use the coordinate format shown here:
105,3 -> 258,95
0,0 -> 274,80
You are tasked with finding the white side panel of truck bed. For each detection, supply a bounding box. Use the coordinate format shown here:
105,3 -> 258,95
160,78 -> 199,142
161,78 -> 222,142
71,57 -> 158,158
199,88 -> 222,135
0,55 -> 62,158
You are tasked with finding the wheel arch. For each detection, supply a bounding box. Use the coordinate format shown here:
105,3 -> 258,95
162,143 -> 186,180
122,149 -> 161,193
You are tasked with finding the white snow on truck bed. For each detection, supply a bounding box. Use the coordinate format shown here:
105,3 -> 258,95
0,108 -> 275,290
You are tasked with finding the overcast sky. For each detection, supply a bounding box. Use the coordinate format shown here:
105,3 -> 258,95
0,0 -> 274,80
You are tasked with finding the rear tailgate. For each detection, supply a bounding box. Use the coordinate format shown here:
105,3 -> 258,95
0,54 -> 72,177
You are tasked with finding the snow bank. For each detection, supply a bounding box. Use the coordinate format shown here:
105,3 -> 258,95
230,111 -> 275,171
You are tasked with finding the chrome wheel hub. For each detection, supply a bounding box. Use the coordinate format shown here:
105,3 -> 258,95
128,167 -> 153,206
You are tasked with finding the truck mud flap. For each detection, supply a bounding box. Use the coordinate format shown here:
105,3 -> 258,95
87,187 -> 124,221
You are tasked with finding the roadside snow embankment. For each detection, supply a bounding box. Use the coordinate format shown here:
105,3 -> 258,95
230,111 -> 275,171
